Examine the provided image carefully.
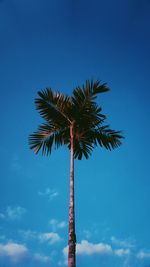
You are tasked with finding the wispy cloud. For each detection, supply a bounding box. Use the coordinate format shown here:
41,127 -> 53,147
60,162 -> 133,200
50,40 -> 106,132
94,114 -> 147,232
114,248 -> 130,257
137,250 -> 150,259
38,187 -> 59,201
19,229 -> 61,245
111,235 -> 135,249
33,252 -> 50,263
0,206 -> 26,221
18,230 -> 37,240
6,206 -> 26,220
49,219 -> 67,231
39,232 -> 61,244
82,230 -> 92,239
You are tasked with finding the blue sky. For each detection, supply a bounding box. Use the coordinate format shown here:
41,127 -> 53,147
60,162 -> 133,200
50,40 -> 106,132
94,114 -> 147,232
0,0 -> 150,266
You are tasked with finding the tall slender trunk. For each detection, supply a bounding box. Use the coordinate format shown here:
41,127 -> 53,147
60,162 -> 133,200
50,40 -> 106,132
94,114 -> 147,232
68,123 -> 76,267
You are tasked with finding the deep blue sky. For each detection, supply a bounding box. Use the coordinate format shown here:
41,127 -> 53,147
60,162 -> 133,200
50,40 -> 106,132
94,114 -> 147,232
0,0 -> 150,266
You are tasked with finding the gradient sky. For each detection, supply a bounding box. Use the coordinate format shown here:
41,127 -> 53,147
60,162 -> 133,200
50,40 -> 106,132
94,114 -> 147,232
0,0 -> 150,266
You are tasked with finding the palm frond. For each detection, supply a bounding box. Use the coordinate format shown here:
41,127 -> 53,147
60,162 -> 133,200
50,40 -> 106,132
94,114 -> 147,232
72,80 -> 109,105
67,128 -> 95,160
95,125 -> 123,150
35,88 -> 71,127
71,82 -> 107,129
70,138 -> 94,160
29,123 -> 69,155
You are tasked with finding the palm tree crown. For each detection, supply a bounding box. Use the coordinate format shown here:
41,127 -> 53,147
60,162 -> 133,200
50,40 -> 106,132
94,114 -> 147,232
29,80 -> 123,158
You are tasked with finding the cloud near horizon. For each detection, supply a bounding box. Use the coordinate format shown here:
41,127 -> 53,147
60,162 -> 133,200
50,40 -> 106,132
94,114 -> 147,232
63,240 -> 112,257
62,238 -> 150,267
0,241 -> 50,264
62,239 -> 145,266
0,242 -> 28,263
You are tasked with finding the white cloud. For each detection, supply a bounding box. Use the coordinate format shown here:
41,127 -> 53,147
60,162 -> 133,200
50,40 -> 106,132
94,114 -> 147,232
49,219 -> 67,231
19,229 -> 61,246
63,240 -> 112,257
39,232 -> 61,244
137,250 -> 150,259
62,239 -> 134,265
0,242 -> 28,263
111,236 -> 135,249
38,188 -> 59,201
0,242 -> 51,264
6,206 -> 26,220
115,248 -> 130,257
77,240 -> 112,255
61,239 -> 150,267
19,230 -> 37,240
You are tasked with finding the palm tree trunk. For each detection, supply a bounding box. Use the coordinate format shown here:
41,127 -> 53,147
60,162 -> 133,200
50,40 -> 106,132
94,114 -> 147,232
68,123 -> 76,267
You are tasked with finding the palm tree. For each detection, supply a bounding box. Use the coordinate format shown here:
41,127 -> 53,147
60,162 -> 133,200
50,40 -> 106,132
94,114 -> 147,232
29,80 -> 123,267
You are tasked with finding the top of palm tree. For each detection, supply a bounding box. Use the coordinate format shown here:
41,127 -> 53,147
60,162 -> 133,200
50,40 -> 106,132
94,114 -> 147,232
29,80 -> 123,159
